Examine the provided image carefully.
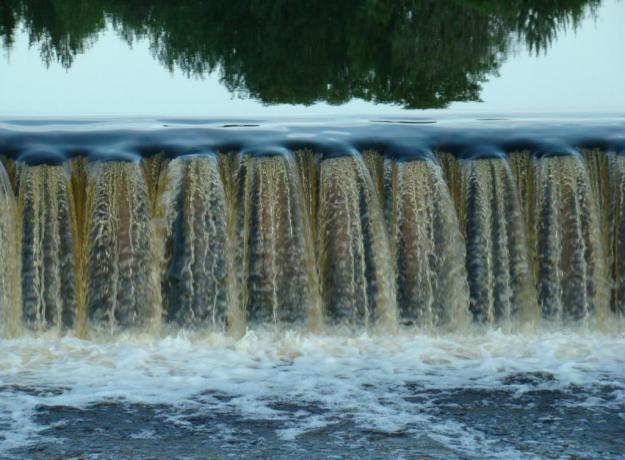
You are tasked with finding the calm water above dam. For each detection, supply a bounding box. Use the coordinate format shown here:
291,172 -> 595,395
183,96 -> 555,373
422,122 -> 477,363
1,1 -> 625,459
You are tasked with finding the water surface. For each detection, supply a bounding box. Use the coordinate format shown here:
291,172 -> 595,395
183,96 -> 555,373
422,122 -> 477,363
2,328 -> 625,459
1,2 -> 625,459
1,0 -> 624,116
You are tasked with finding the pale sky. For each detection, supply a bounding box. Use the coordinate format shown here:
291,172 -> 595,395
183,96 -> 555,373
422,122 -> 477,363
1,0 -> 624,117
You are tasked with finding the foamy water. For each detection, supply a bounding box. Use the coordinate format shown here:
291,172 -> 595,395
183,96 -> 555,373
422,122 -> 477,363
1,325 -> 624,459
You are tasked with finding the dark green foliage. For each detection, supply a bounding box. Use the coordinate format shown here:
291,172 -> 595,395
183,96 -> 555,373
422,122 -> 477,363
0,0 -> 599,108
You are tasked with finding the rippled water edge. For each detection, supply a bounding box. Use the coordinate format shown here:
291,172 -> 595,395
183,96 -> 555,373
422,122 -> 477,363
1,325 -> 625,459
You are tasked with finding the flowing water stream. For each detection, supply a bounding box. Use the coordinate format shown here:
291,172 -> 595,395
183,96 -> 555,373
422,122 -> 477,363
1,0 -> 624,457
0,118 -> 624,458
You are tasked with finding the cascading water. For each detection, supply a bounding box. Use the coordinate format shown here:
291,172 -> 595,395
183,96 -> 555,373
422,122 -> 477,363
317,154 -> 396,329
1,0 -> 623,453
85,161 -> 159,331
18,164 -> 78,332
1,120 -> 625,459
159,154 -> 235,329
532,154 -> 609,322
237,152 -> 320,326
460,158 -> 537,324
0,144 -> 622,335
0,162 -> 20,337
386,157 -> 469,328
607,152 -> 625,316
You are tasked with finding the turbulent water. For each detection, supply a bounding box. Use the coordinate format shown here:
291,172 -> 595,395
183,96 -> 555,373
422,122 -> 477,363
1,119 -> 624,458
1,329 -> 624,459
1,146 -> 622,333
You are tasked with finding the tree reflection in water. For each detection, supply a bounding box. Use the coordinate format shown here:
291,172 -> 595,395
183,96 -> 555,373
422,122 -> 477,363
0,0 -> 599,108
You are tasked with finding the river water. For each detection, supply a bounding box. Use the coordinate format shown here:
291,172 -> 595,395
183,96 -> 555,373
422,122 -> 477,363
1,1 -> 625,459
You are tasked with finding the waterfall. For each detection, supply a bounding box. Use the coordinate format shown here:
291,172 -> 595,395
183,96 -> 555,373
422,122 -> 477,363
607,152 -> 625,316
18,163 -> 78,331
0,146 -> 622,336
387,157 -> 469,328
460,158 -> 537,324
532,154 -> 609,322
237,151 -> 320,326
159,154 -> 236,329
317,154 -> 396,328
0,161 -> 20,336
85,161 -> 159,331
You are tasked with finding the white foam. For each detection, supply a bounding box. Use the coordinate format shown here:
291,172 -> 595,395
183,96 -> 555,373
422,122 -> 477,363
1,325 -> 624,456
129,429 -> 158,440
